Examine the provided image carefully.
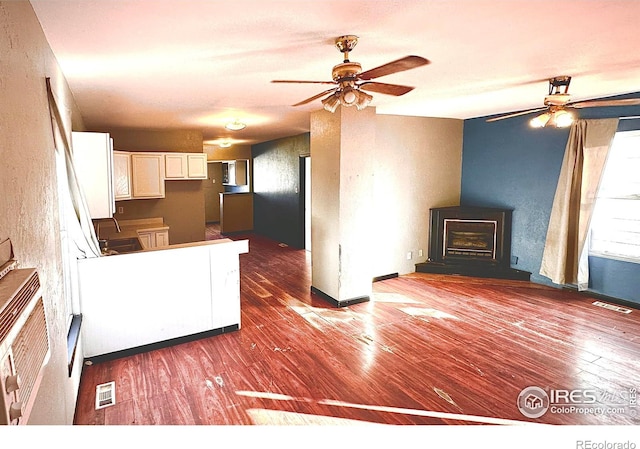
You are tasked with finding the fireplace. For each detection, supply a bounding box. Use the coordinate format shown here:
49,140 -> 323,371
415,206 -> 530,280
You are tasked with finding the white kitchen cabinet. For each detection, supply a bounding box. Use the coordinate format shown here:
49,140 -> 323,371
71,131 -> 115,219
113,150 -> 132,200
130,153 -> 165,198
137,229 -> 169,249
164,153 -> 207,180
187,154 -> 207,179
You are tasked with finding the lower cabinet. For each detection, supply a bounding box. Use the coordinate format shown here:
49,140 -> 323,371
138,229 -> 169,249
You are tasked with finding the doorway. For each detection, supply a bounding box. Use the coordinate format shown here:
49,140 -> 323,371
299,155 -> 311,252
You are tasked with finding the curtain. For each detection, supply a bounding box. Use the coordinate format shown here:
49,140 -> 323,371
539,118 -> 618,290
46,78 -> 101,258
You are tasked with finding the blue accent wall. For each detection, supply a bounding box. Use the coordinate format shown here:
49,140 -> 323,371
461,92 -> 640,305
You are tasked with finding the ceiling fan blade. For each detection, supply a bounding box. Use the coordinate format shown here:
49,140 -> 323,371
272,80 -> 335,85
359,81 -> 414,96
486,107 -> 547,123
358,55 -> 430,81
569,98 -> 640,108
292,88 -> 337,106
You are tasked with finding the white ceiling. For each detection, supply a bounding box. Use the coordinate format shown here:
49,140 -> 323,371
31,0 -> 640,146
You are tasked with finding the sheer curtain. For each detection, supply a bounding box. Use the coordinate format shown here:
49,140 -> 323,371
540,118 -> 618,290
46,78 -> 101,258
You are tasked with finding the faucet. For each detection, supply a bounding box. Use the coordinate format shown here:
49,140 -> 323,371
112,217 -> 121,233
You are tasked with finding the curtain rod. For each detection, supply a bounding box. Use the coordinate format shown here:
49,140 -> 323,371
619,115 -> 640,120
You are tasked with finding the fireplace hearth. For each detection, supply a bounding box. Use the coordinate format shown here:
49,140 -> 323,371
415,206 -> 531,281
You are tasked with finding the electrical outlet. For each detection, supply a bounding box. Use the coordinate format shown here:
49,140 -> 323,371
406,251 -> 412,260
118,206 -> 124,214
418,249 -> 423,257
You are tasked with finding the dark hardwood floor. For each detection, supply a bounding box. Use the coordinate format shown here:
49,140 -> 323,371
73,229 -> 640,427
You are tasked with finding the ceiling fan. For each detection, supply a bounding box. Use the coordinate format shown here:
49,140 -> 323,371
486,75 -> 640,128
271,35 -> 430,112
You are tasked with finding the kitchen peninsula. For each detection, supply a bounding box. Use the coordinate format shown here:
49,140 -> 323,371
77,237 -> 248,359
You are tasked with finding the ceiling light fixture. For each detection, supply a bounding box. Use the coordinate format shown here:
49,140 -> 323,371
321,86 -> 373,113
225,120 -> 246,131
529,108 -> 574,128
218,140 -> 232,148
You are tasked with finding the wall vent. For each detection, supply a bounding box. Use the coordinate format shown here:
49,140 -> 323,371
95,381 -> 116,409
592,301 -> 632,314
0,269 -> 50,425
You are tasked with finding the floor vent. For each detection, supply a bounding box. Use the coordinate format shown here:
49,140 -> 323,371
592,301 -> 632,314
95,381 -> 116,410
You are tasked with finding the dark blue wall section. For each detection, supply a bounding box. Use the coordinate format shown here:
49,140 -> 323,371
461,115 -> 569,282
461,92 -> 640,304
252,133 -> 310,248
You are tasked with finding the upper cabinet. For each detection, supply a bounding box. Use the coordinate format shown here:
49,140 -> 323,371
74,136 -> 205,206
72,131 -> 115,219
164,153 -> 207,180
113,150 -> 132,201
131,153 -> 165,199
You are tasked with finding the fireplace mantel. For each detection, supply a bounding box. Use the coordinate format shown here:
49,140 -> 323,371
415,205 -> 531,281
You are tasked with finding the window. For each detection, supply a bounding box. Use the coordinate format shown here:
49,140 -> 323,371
589,130 -> 640,263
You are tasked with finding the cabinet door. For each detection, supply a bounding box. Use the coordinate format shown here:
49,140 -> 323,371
113,151 -> 132,200
187,154 -> 207,179
131,153 -> 165,198
71,132 -> 115,219
137,232 -> 154,249
164,153 -> 187,179
155,230 -> 169,247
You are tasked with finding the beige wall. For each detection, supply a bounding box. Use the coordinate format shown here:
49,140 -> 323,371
310,109 -> 343,300
101,128 -> 206,244
311,106 -> 378,302
373,115 -> 463,276
0,1 -> 84,424
204,144 -> 252,161
310,108 -> 463,299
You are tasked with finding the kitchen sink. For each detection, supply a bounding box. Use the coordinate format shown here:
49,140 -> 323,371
100,237 -> 143,255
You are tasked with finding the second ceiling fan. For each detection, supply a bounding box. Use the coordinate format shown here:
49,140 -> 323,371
272,35 -> 430,112
487,75 -> 640,128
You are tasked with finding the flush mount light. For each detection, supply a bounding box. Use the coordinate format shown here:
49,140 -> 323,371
225,120 -> 246,131
218,140 -> 232,148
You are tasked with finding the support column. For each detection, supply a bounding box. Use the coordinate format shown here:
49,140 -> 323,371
310,105 -> 375,306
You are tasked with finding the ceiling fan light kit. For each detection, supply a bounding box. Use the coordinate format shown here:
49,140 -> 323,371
530,108 -> 574,128
273,35 -> 430,112
322,86 -> 373,112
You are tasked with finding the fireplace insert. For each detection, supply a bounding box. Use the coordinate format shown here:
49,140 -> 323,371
415,205 -> 530,280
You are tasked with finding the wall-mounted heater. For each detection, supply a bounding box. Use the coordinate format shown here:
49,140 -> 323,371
0,268 -> 50,425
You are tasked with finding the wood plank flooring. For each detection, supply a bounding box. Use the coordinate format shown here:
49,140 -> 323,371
73,231 -> 640,426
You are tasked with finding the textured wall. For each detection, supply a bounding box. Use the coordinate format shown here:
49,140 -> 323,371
252,133 -> 310,248
0,1 -> 85,424
373,115 -> 464,276
309,111 -> 341,299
